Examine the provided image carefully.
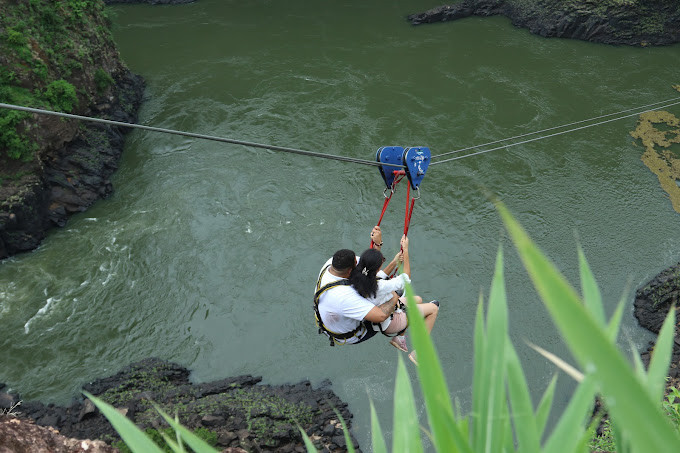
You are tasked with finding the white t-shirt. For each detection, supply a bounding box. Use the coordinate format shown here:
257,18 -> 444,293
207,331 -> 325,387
369,273 -> 411,306
316,258 -> 375,344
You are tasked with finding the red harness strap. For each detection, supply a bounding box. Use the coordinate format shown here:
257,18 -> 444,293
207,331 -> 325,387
371,171 -> 406,249
403,183 -> 416,237
370,168 -> 418,262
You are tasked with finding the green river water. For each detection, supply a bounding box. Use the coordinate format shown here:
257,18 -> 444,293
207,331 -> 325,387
2,0 -> 680,449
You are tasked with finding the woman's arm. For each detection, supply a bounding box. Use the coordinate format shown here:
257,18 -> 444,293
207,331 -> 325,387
401,235 -> 410,278
382,251 -> 403,276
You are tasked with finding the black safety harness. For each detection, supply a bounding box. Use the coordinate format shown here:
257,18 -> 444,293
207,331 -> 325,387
314,265 -> 367,346
314,265 -> 407,346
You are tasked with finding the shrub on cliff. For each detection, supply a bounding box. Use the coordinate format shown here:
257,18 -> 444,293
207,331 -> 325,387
87,202 -> 680,452
0,0 -> 119,161
43,80 -> 78,113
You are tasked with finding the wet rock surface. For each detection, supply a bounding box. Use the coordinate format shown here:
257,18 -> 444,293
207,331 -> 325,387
408,0 -> 680,46
103,0 -> 195,4
0,358 -> 361,453
634,262 -> 680,379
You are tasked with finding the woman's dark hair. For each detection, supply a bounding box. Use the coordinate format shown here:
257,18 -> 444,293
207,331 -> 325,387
349,248 -> 384,299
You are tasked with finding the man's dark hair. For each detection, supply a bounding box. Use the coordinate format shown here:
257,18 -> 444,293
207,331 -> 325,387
332,249 -> 356,272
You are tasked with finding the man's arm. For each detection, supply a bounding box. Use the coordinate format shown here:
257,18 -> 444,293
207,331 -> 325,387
363,293 -> 398,323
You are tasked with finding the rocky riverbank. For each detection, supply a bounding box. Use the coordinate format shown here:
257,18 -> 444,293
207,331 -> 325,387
0,0 -> 146,260
0,358 -> 360,453
102,0 -> 194,4
635,262 -> 680,375
408,0 -> 680,46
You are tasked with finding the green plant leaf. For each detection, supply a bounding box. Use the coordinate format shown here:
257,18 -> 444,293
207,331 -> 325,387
542,375 -> 597,453
298,425 -> 319,453
405,284 -> 471,453
629,338 -> 648,382
606,293 -> 626,342
158,429 -> 184,453
472,248 -> 509,453
82,392 -> 164,453
505,342 -> 540,453
331,407 -> 357,453
578,245 -> 605,326
392,356 -> 423,453
369,399 -> 388,453
497,200 -> 680,452
535,374 -> 557,436
153,404 -> 219,453
646,304 -> 676,402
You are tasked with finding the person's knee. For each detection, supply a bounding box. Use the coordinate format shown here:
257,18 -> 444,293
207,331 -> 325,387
414,295 -> 423,304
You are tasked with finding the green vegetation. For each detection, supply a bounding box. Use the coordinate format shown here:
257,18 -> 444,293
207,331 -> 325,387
589,419 -> 616,452
0,0 -> 117,161
87,202 -> 680,452
630,109 -> 680,214
94,361 -> 313,448
113,427 -> 218,453
663,386 -> 680,426
44,79 -> 78,112
94,68 -> 114,93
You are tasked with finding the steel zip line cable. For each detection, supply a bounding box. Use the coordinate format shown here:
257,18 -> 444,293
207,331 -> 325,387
2,97 -> 679,169
0,103 -> 405,170
429,99 -> 680,166
430,96 -> 680,160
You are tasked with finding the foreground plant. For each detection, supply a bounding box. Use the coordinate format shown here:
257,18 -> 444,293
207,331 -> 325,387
87,201 -> 680,452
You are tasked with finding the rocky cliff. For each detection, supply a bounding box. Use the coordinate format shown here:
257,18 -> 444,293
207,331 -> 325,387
0,358 -> 359,453
0,0 -> 144,260
408,0 -> 680,46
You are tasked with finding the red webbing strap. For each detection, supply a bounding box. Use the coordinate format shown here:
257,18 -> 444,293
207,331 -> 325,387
376,195 -> 391,227
388,187 -> 415,279
371,171 -> 406,249
370,194 -> 392,249
403,184 -> 416,237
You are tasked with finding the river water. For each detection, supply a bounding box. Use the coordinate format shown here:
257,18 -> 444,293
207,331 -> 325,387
2,0 -> 680,450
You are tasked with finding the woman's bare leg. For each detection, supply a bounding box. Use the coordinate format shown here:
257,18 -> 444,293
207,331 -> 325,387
415,302 -> 438,334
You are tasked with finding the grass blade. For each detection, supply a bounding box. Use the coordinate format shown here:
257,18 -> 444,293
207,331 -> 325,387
498,201 -> 680,453
405,284 -> 472,453
478,247 -> 509,452
535,374 -> 557,436
646,305 -> 676,401
332,407 -> 357,453
369,400 -> 388,453
505,342 -> 540,453
392,356 -> 423,453
298,426 -> 319,452
606,293 -> 626,343
527,342 -> 583,383
153,405 -> 219,453
578,245 -> 605,326
82,392 -> 164,453
471,292 -> 486,445
542,376 -> 597,453
158,429 -> 184,453
474,248 -> 509,453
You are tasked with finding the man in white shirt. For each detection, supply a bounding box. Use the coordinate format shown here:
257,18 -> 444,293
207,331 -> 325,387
314,226 -> 400,345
